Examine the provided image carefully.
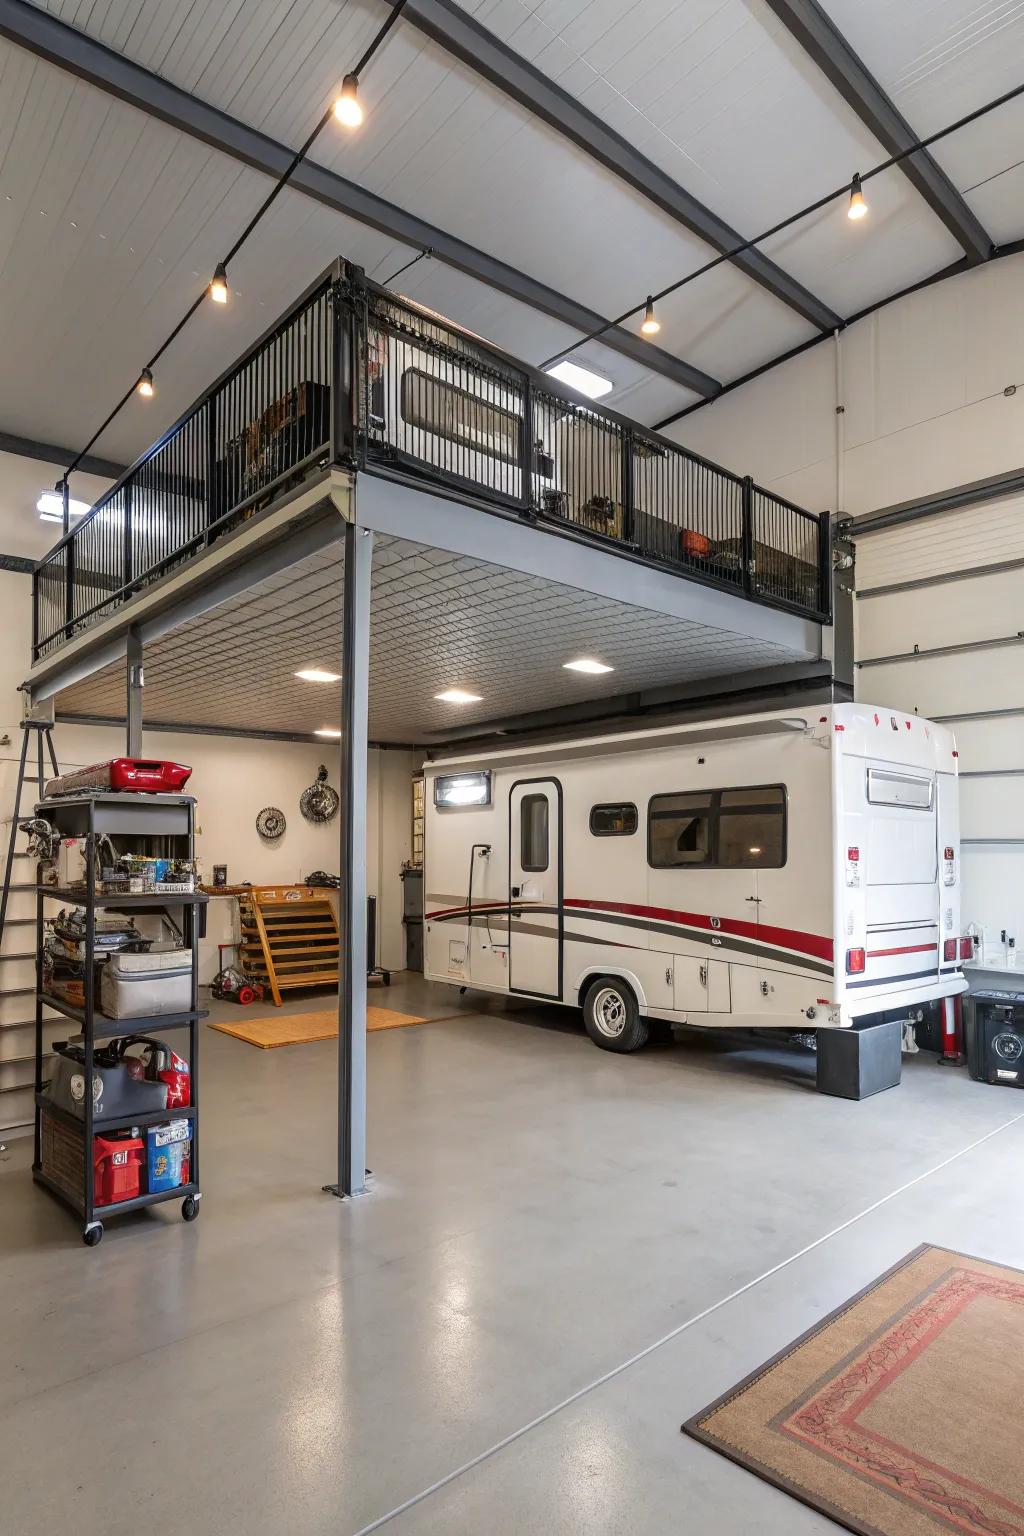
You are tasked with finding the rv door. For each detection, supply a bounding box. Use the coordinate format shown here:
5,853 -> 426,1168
508,779 -> 563,1000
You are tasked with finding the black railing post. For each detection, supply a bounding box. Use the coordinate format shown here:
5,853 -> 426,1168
519,376 -> 533,514
61,478 -> 70,538
818,509 -> 833,621
31,566 -> 39,662
331,264 -> 359,465
205,395 -> 219,544
621,428 -> 635,544
64,538 -> 75,641
741,476 -> 755,596
122,480 -> 133,598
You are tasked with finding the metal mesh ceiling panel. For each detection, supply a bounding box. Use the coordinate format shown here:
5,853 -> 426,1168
54,533 -> 810,741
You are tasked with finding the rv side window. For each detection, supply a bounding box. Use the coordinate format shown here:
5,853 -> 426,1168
520,794 -> 549,871
648,792 -> 712,867
590,803 -> 638,837
717,787 -> 786,867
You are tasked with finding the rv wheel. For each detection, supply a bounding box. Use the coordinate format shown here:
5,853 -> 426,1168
583,978 -> 648,1054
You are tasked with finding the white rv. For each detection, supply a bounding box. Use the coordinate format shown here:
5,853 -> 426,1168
423,703 -> 968,1052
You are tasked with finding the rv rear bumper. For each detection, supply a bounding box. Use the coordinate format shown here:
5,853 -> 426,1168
844,972 -> 968,1021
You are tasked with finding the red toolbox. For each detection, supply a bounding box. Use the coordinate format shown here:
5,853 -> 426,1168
45,758 -> 192,797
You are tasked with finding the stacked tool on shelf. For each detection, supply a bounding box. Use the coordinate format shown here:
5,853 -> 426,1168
30,764 -> 207,1246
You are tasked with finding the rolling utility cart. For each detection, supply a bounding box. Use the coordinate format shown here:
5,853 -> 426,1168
32,792 -> 207,1246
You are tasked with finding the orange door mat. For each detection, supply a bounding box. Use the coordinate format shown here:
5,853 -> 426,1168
209,1007 -> 426,1048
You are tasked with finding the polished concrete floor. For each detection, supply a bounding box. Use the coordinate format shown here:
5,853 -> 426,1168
1,975 -> 1022,1536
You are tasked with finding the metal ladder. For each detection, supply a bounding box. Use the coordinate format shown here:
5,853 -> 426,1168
0,720 -> 60,1139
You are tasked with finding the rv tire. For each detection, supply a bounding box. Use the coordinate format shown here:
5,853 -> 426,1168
582,978 -> 648,1053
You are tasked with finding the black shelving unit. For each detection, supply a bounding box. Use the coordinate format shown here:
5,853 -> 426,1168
31,792 -> 207,1246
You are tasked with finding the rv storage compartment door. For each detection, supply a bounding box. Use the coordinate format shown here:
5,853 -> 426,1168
508,780 -> 563,1000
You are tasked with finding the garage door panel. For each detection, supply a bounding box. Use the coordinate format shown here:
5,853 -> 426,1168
857,568 -> 1024,656
949,715 -> 1024,774
857,653 -> 1024,720
961,847 -> 1024,940
960,777 -> 1024,840
855,493 -> 1024,588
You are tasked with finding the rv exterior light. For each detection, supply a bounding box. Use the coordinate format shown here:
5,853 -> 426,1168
314,727 -> 342,738
296,668 -> 341,683
434,771 -> 491,807
563,658 -> 614,675
435,688 -> 483,704
138,368 -> 155,398
544,360 -> 613,400
210,263 -> 229,303
640,296 -> 660,336
847,173 -> 868,221
334,74 -> 363,128
37,491 -> 89,523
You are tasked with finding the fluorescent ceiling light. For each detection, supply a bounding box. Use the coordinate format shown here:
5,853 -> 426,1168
563,658 -> 614,675
435,688 -> 483,704
295,668 -> 340,683
314,728 -> 342,738
37,491 -> 90,523
544,360 -> 613,401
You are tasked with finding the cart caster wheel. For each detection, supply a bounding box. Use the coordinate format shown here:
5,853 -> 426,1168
181,1194 -> 200,1222
83,1224 -> 103,1247
381,970 -> 391,986
237,986 -> 255,1005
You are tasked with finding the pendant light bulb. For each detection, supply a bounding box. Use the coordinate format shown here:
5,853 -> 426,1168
138,367 -> 155,399
847,172 -> 868,221
210,262 -> 229,304
334,74 -> 363,129
640,295 -> 661,337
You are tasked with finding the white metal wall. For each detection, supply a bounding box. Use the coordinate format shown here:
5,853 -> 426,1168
854,493 -> 1024,951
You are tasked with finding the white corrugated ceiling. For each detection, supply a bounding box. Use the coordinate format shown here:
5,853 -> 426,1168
0,0 -> 1020,471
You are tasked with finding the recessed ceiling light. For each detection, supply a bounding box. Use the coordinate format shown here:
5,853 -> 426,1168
314,728 -> 342,738
37,491 -> 89,523
435,688 -> 483,704
563,658 -> 614,675
295,668 -> 341,683
545,360 -> 613,401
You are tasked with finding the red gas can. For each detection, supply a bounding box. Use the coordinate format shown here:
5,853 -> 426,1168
93,1133 -> 145,1206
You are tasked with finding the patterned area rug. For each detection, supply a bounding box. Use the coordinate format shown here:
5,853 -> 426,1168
684,1245 -> 1024,1536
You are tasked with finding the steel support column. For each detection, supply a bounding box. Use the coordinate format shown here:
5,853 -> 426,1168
328,521 -> 373,1199
126,626 -> 143,756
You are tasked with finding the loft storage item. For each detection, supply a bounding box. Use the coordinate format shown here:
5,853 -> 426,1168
31,262 -> 830,665
238,885 -> 341,1007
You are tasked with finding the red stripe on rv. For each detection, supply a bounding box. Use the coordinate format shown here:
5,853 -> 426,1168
865,943 -> 938,958
563,899 -> 833,962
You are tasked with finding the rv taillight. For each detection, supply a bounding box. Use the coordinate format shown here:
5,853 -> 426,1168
944,847 -> 955,861
943,939 -> 957,962
846,948 -> 866,975
847,846 -> 860,862
959,937 -> 973,961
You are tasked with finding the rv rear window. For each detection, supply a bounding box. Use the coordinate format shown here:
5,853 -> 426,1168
520,794 -> 549,871
648,785 -> 786,869
866,768 -> 933,809
590,803 -> 638,837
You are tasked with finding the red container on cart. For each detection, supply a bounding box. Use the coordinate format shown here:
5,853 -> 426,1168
93,1132 -> 145,1206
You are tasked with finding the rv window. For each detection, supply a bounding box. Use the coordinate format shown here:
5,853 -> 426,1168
717,786 -> 786,867
434,771 -> 492,808
520,794 -> 549,871
590,803 -> 638,837
648,792 -> 712,867
866,768 -> 933,810
401,368 -> 520,465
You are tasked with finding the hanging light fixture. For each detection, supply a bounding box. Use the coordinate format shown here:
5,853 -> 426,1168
210,263 -> 229,304
137,368 -> 155,398
640,295 -> 661,336
334,74 -> 364,129
847,173 -> 868,221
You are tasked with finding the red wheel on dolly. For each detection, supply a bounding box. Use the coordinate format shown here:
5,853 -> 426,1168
237,985 -> 256,1006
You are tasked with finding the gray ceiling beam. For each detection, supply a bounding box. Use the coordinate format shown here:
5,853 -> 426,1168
0,428 -> 123,480
0,0 -> 719,398
763,0 -> 992,263
392,0 -> 840,332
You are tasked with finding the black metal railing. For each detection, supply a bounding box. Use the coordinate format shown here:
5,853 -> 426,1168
33,261 -> 830,660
